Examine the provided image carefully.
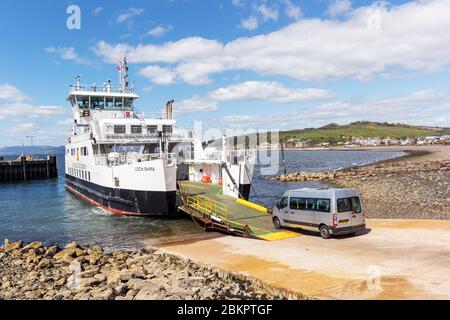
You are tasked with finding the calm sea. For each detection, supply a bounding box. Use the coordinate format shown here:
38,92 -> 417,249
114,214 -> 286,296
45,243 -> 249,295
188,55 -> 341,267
0,150 -> 404,251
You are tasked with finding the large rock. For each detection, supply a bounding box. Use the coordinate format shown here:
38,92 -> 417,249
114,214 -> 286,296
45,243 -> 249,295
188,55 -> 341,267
53,248 -> 76,261
134,286 -> 163,300
23,242 -> 43,251
3,239 -> 23,252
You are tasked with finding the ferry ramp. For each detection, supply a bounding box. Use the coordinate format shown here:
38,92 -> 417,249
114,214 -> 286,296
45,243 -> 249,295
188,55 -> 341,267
177,181 -> 299,241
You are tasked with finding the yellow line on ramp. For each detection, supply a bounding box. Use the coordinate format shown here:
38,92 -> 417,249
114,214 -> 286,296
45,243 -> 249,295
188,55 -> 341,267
257,230 -> 301,241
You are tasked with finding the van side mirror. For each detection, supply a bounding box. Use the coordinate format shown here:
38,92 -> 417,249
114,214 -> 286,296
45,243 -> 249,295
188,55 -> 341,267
275,201 -> 280,209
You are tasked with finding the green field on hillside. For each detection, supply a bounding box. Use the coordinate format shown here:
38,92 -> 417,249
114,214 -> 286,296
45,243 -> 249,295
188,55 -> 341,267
281,122 -> 450,144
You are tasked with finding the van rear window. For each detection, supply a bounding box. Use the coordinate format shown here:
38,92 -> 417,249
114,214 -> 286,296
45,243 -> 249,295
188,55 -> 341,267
337,197 -> 362,213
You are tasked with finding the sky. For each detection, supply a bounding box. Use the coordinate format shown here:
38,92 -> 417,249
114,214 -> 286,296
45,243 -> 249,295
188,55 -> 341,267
1,0 -> 450,147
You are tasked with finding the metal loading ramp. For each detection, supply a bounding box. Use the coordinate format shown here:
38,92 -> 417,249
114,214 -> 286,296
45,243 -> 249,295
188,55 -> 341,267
177,181 -> 299,241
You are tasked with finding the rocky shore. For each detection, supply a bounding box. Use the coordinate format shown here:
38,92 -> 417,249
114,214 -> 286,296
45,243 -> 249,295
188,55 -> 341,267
0,240 -> 293,300
270,159 -> 450,220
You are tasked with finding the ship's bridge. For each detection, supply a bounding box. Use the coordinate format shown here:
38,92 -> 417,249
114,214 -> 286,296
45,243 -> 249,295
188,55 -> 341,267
67,82 -> 139,113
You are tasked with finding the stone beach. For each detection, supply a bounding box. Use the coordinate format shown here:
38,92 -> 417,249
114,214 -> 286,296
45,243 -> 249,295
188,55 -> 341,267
0,240 -> 294,300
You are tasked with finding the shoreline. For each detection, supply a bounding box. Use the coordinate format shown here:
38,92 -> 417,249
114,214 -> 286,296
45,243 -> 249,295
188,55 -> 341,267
0,240 -> 299,300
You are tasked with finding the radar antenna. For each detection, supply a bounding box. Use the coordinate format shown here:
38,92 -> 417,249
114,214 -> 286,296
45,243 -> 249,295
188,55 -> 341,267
117,57 -> 129,91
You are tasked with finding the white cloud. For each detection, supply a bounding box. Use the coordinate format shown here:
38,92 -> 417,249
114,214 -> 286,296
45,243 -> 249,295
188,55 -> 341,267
116,7 -> 144,24
94,0 -> 450,84
175,97 -> 219,114
172,81 -> 332,115
147,25 -> 172,37
257,4 -> 279,21
93,7 -> 103,15
326,0 -> 353,18
221,115 -> 252,123
93,37 -> 223,64
208,81 -> 334,103
6,122 -> 38,135
45,46 -> 91,65
0,84 -> 30,102
0,103 -> 66,120
138,65 -> 177,85
240,16 -> 259,30
282,0 -> 302,20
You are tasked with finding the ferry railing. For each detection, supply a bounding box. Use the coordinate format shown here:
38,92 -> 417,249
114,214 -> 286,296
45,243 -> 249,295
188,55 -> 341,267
96,132 -> 194,143
203,150 -> 256,164
186,195 -> 229,221
93,153 -> 176,166
69,84 -> 135,94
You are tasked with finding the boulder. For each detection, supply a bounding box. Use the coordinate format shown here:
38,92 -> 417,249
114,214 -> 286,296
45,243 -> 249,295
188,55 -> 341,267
23,242 -> 43,251
3,239 -> 23,252
53,248 -> 76,261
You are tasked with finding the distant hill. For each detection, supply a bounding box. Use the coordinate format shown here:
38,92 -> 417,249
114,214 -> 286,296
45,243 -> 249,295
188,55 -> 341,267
281,121 -> 450,144
208,121 -> 450,148
0,146 -> 65,156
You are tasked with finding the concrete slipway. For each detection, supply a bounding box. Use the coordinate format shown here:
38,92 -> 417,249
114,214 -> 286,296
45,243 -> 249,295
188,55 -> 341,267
159,219 -> 450,300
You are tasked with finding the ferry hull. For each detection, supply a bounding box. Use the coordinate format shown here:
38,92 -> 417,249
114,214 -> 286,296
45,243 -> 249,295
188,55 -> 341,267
65,175 -> 177,216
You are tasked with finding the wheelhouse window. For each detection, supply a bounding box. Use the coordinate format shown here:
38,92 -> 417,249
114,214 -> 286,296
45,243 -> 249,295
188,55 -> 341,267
91,97 -> 105,110
76,96 -> 89,109
337,197 -> 362,213
114,125 -> 126,134
124,98 -> 133,110
106,97 -> 114,109
131,125 -> 142,134
114,97 -> 124,109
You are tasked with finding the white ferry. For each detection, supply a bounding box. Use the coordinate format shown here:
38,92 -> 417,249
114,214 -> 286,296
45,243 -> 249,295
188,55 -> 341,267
65,58 -> 254,216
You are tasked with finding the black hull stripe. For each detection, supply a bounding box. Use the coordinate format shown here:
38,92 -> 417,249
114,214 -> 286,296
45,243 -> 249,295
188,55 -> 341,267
65,174 -> 177,216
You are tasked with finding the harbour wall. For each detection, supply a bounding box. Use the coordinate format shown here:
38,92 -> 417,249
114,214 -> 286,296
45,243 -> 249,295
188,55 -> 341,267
0,156 -> 58,182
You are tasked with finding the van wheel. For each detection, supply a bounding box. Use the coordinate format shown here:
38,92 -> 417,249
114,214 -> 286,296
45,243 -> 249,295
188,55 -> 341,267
319,225 -> 331,239
273,217 -> 282,230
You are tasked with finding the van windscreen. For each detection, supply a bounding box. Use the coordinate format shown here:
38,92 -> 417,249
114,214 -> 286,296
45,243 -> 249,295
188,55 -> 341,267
337,197 -> 362,213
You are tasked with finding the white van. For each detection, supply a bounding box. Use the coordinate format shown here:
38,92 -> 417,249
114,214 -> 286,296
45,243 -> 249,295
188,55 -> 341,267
272,188 -> 366,239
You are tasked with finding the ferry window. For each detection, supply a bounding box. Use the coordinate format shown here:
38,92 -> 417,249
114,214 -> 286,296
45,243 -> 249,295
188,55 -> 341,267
88,172 -> 91,181
147,125 -> 158,134
77,96 -> 89,109
114,125 -> 126,134
290,197 -> 306,210
106,97 -> 114,109
124,98 -> 133,109
279,197 -> 288,209
337,197 -> 362,213
114,97 -> 124,109
163,125 -> 173,134
91,97 -> 105,110
131,125 -> 142,134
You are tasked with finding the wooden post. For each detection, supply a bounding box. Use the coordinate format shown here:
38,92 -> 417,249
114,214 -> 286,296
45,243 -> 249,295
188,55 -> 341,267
21,156 -> 27,181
